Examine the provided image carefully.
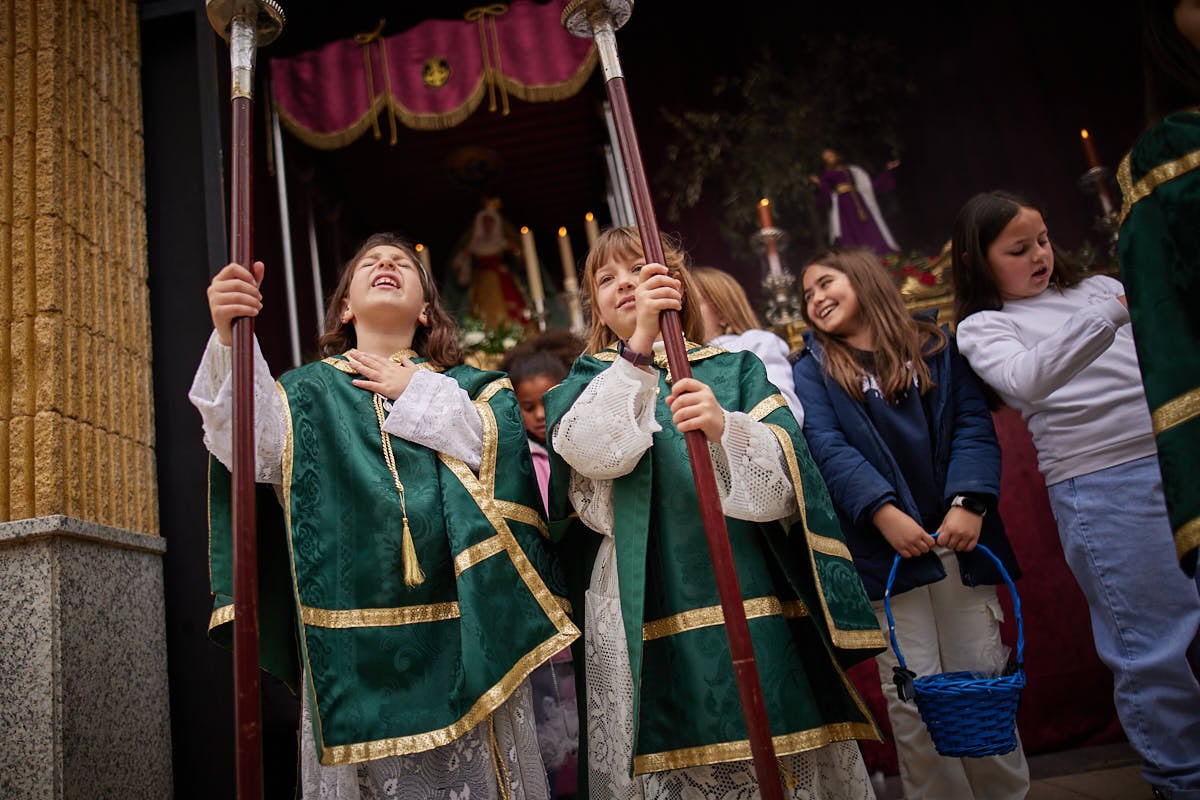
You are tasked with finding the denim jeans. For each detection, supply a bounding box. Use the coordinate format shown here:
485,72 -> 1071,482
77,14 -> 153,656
1047,455 -> 1200,799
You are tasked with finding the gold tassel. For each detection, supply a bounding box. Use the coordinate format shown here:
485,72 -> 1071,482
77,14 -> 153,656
375,393 -> 426,586
401,514 -> 425,586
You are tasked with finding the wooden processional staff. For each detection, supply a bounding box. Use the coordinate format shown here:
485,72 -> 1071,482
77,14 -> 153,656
205,1 -> 285,796
561,2 -> 785,797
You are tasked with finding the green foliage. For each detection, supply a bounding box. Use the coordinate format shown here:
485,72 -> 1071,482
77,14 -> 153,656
655,36 -> 915,263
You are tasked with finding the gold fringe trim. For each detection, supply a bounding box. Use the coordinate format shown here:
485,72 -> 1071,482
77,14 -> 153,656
497,45 -> 598,103
1151,386 -> 1200,436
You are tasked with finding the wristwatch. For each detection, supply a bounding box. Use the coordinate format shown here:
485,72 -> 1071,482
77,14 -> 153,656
950,494 -> 988,517
617,338 -> 653,367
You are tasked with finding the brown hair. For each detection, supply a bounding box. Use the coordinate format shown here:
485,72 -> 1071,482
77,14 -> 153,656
691,266 -> 762,335
579,226 -> 705,354
499,327 -> 585,386
317,232 -> 464,369
800,247 -> 946,403
951,191 -> 1083,324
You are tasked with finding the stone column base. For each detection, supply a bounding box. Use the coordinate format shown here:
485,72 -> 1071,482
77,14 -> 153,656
0,516 -> 172,798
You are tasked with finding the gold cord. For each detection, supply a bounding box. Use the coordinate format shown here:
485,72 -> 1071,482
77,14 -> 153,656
487,713 -> 513,800
374,393 -> 425,585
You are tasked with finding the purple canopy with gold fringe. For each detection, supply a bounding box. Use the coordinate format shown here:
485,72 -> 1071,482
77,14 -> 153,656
271,0 -> 597,148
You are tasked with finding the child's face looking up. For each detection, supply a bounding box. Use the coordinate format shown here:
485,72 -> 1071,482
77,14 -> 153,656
515,374 -> 558,443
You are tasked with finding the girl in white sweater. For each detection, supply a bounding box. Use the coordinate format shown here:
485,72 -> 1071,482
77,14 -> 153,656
951,191 -> 1200,800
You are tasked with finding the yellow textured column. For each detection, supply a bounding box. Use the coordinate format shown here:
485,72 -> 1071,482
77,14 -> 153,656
1,0 -> 157,534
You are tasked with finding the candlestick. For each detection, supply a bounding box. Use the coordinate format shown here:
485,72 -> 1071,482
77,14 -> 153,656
520,226 -> 545,305
415,243 -> 431,272
558,227 -> 584,332
585,212 -> 600,247
757,198 -> 783,277
1081,129 -> 1102,170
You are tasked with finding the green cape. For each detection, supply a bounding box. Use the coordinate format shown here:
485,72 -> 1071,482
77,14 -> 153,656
1118,107 -> 1200,575
543,344 -> 885,778
208,355 -> 579,765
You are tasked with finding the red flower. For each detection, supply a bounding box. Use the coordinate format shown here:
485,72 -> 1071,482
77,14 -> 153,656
918,272 -> 937,286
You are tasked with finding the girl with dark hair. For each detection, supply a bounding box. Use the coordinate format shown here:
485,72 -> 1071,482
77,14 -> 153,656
953,191 -> 1200,800
499,328 -> 585,800
543,226 -> 885,800
190,234 -> 577,799
791,246 -> 1029,800
1117,0 -> 1200,579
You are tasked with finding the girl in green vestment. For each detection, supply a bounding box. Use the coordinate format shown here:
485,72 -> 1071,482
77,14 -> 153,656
191,233 -> 578,800
542,227 -> 885,800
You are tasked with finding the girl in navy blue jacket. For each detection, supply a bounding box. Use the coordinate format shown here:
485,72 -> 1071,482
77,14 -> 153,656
792,247 -> 1028,800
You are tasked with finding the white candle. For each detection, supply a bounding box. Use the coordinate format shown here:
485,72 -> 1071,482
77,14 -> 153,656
520,226 -> 544,305
415,243 -> 431,272
559,227 -> 584,331
558,228 -> 577,289
584,212 -> 600,247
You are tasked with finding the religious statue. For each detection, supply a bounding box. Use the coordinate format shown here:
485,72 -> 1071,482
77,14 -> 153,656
810,147 -> 901,257
450,196 -> 533,331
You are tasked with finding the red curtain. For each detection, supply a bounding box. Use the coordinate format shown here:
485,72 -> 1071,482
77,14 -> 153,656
271,0 -> 597,148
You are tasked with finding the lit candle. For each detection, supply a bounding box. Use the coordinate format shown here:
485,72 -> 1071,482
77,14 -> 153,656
757,198 -> 783,277
757,198 -> 774,229
558,227 -> 577,290
520,226 -> 544,305
1081,129 -> 1115,215
1080,129 -> 1102,170
558,227 -> 584,331
415,243 -> 431,272
584,212 -> 600,247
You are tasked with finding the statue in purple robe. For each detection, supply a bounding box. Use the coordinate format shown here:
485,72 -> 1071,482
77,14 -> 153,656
810,147 -> 901,256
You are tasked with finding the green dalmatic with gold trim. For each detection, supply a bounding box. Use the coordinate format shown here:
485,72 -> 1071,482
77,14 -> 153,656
208,354 -> 579,765
1118,106 -> 1200,575
544,343 -> 885,778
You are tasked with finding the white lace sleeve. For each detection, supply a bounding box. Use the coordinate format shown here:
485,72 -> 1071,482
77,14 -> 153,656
187,330 -> 286,484
708,410 -> 797,522
381,369 -> 483,473
552,359 -> 661,536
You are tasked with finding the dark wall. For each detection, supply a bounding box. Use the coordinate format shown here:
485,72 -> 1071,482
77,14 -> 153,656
141,3 -> 298,796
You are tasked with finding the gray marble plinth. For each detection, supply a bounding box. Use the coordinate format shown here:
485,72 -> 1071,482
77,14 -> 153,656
0,516 -> 172,799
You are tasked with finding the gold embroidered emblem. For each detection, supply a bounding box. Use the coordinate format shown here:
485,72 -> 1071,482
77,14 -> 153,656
422,57 -> 451,89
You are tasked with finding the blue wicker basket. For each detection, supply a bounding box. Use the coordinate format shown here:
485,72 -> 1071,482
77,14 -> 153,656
883,537 -> 1026,758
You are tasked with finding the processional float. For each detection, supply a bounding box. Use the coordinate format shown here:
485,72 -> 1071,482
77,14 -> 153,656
205,0 -> 285,796
561,1 -> 786,796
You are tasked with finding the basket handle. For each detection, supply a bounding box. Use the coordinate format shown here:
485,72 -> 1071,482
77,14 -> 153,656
883,533 -> 1024,674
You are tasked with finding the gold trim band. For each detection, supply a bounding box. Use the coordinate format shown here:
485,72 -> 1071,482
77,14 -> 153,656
642,596 -> 807,642
1177,515 -> 1200,562
455,536 -> 506,577
633,720 -> 879,775
1151,387 -> 1200,436
209,603 -> 235,631
300,601 -> 461,629
746,394 -> 787,422
1118,127 -> 1200,227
